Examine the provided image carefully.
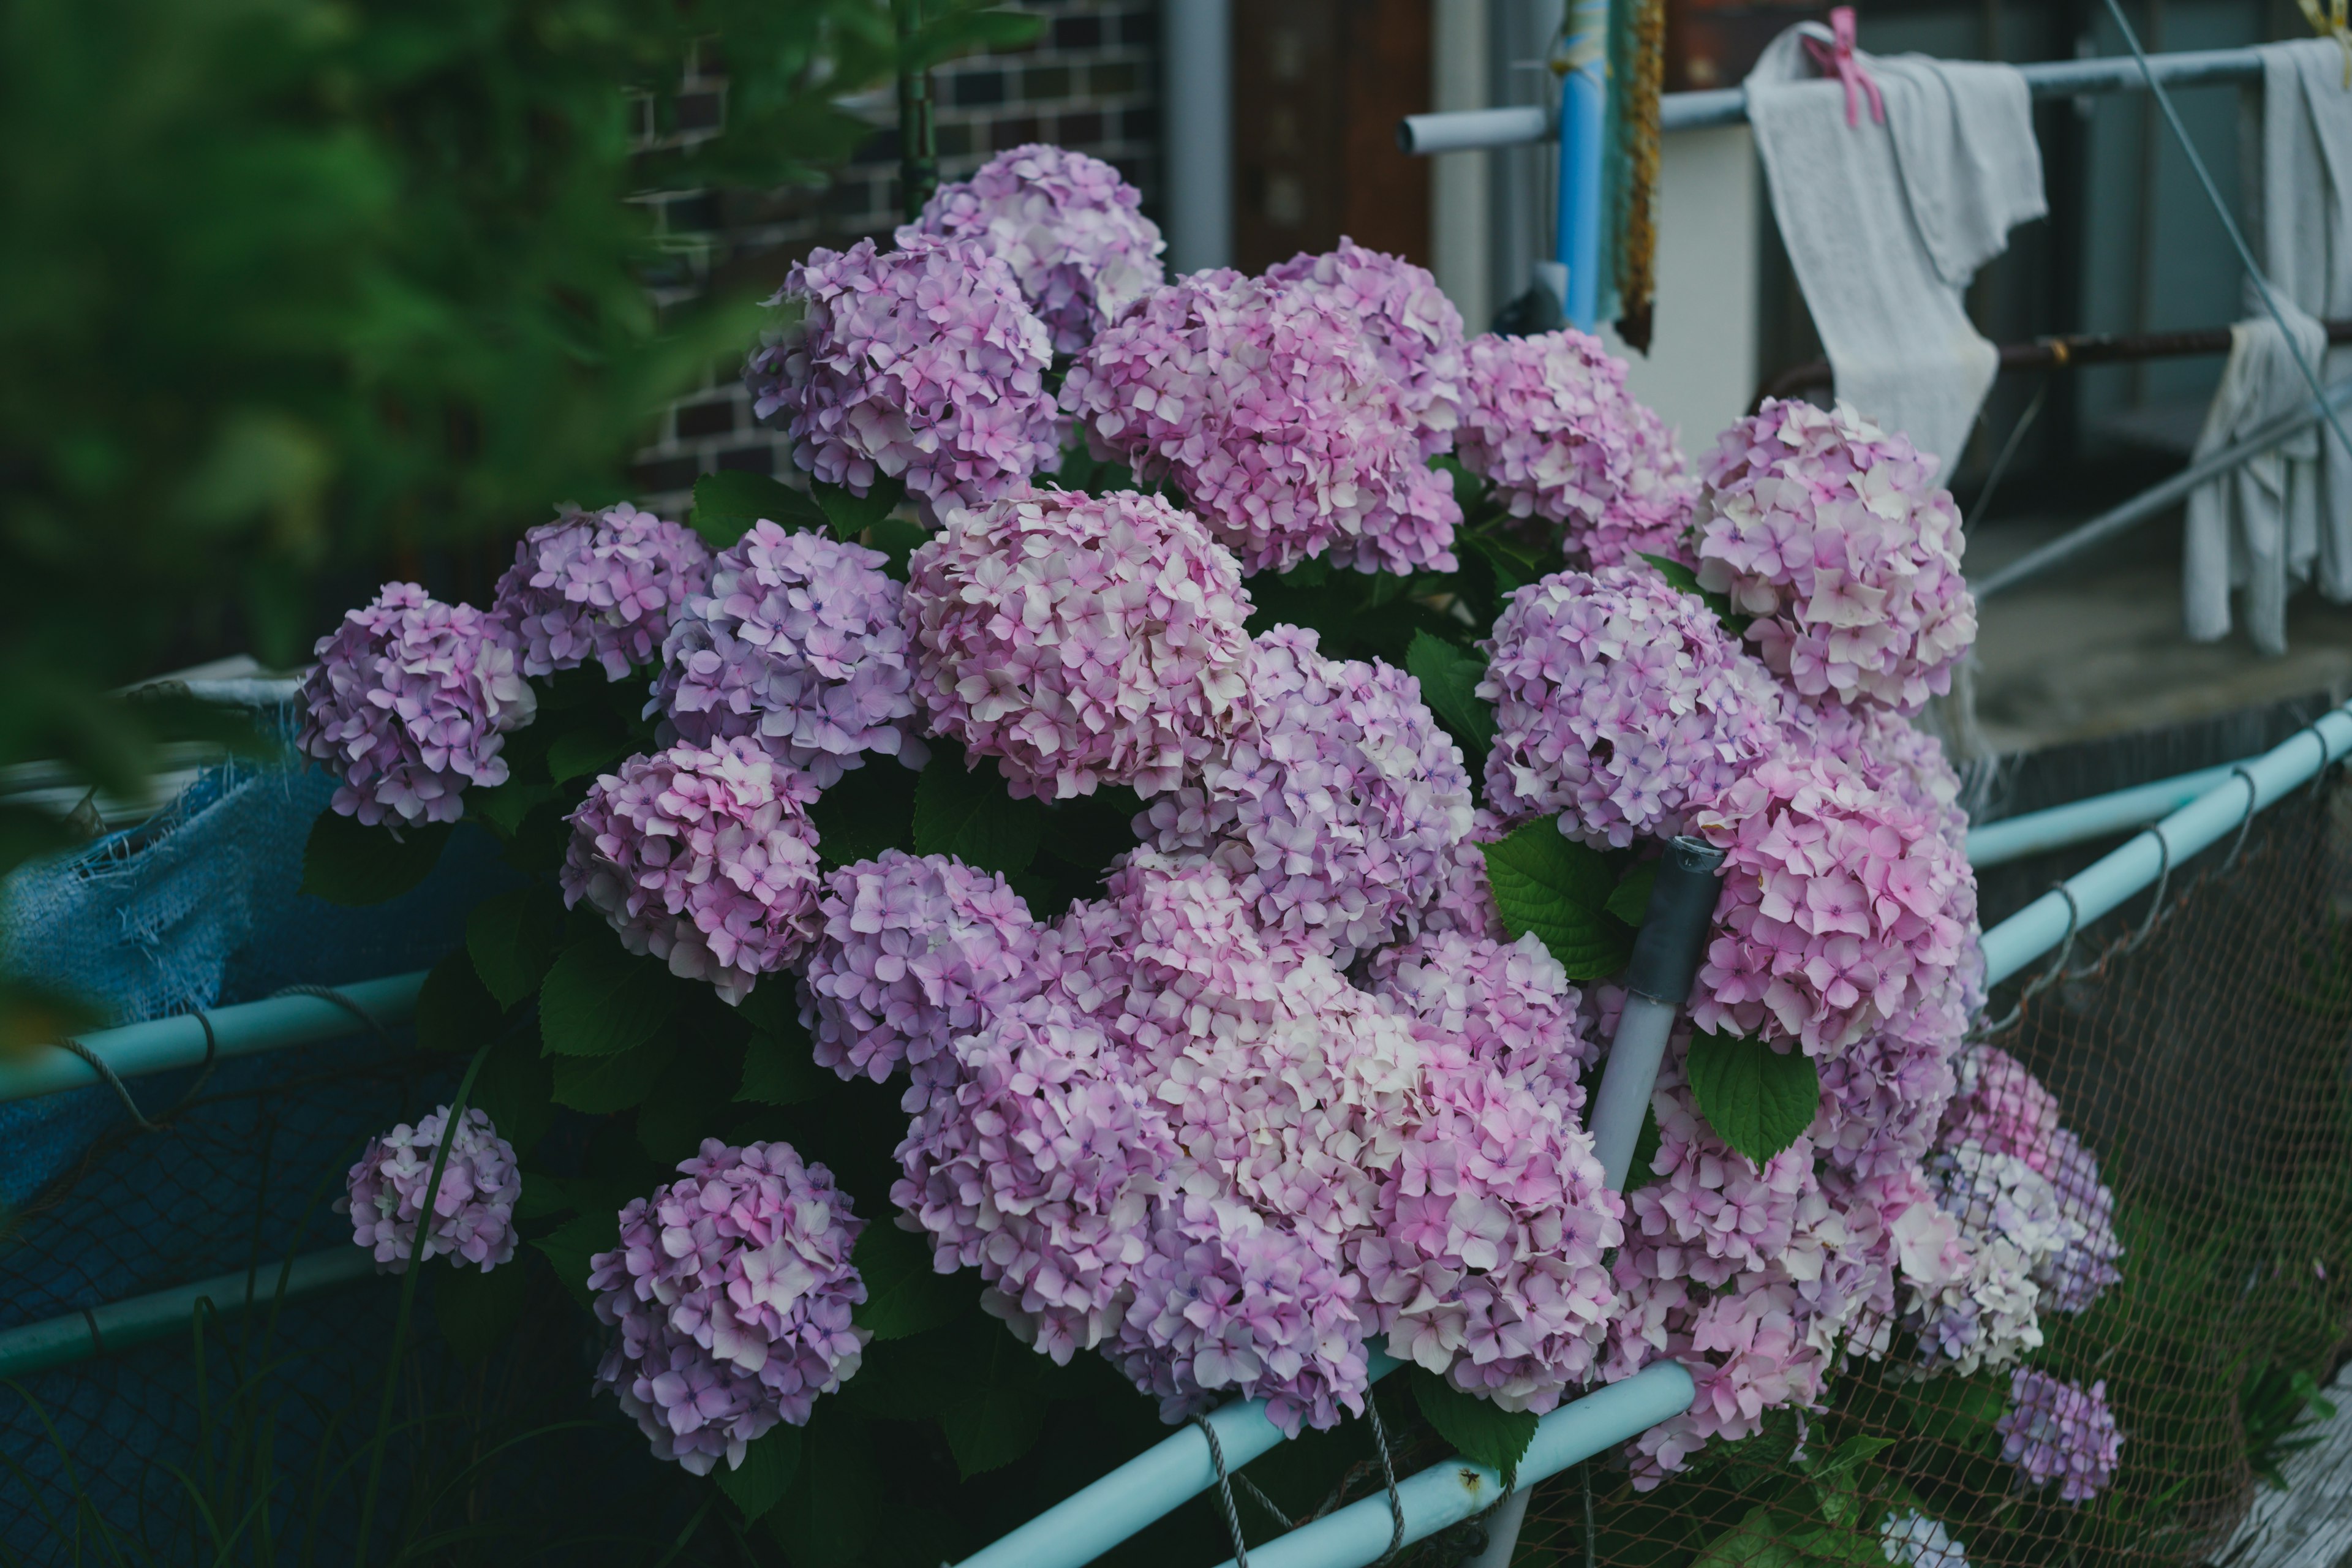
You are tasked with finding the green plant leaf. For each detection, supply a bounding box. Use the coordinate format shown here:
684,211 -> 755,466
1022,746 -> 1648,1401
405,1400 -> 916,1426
538,940 -> 674,1057
1805,1433 -> 1898,1488
851,1221 -> 966,1342
469,1028 -> 554,1156
467,886 -> 564,1009
1466,532 -> 1543,595
414,950 -> 503,1055
1405,631 -> 1496,756
766,1408 -> 880,1559
717,1425 -> 803,1525
1608,861 -> 1659,929
935,1325 -> 1051,1477
432,1254 -> 528,1363
807,758 -> 918,866
1684,1028 -> 1821,1167
544,726 -> 629,786
1410,1367 -> 1539,1488
813,475 -> 907,537
549,1031 -> 677,1114
468,779 -> 554,840
738,1027 -> 825,1107
535,1209 -> 620,1313
864,516 -> 931,578
1692,1506 -> 1813,1568
1626,1103 -> 1665,1189
298,812 -> 450,907
913,748 -> 1046,876
636,1041 -> 740,1167
692,470 -> 824,547
1480,818 -> 1634,979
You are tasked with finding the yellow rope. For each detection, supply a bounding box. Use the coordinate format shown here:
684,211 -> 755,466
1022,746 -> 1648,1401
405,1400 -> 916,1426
1616,0 -> 1667,349
2300,0 -> 2352,89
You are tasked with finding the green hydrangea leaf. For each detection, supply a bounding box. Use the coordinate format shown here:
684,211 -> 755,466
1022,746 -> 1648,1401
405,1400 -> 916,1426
1480,818 -> 1634,979
1684,1028 -> 1820,1167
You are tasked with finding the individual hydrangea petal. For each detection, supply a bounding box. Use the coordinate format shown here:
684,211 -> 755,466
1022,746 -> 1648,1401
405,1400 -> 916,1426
589,1140 -> 869,1475
297,582 -> 537,827
1691,756 -> 1971,1060
746,236 -> 1060,518
1998,1369 -> 2123,1502
1265,238 -> 1467,461
904,486 -> 1255,800
560,738 -> 824,1005
490,502 -> 712,681
1063,268 -> 1460,576
1142,625 -> 1474,965
1479,565 -> 1785,848
898,144 -> 1166,355
650,522 -> 925,788
798,850 -> 1041,1085
1695,399 -> 1977,714
339,1106 -> 521,1272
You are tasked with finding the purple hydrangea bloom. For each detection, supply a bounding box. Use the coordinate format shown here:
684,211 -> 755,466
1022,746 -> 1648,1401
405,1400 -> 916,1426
897,144 -> 1166,356
297,582 -> 537,827
339,1106 -> 520,1272
1815,1004 -> 1964,1182
1479,565 -> 1785,848
588,1140 -> 868,1475
895,994 -> 1174,1363
1141,625 -> 1474,966
1582,400 -> 1703,573
1063,268 -> 1460,576
1369,929 -> 1596,1112
1911,1141 -> 2076,1374
1942,1046 -> 2062,1169
490,502 -> 712,681
904,486 -> 1255,800
1106,1193 -> 1372,1438
1695,399 -> 1977,714
1938,1049 -> 2124,1314
560,738 -> 824,1005
650,522 -> 925,788
2037,1127 -> 2124,1313
746,236 -> 1060,518
1265,238 -> 1468,461
1999,1369 -> 2123,1502
798,850 -> 1041,1085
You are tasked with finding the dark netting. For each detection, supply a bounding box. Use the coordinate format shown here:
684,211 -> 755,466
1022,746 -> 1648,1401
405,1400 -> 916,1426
1519,771 -> 2352,1568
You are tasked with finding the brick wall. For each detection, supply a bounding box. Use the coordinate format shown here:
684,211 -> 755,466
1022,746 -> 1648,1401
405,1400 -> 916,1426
629,1 -> 1164,514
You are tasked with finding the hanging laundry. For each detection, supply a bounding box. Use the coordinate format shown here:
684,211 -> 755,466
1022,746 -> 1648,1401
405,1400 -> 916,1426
1744,14 -> 2045,472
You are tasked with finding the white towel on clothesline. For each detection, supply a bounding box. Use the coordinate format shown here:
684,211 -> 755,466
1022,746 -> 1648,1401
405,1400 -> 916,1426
1745,28 -> 2045,473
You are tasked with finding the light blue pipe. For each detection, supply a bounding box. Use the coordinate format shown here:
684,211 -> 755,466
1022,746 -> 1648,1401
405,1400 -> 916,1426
0,970 -> 429,1104
0,1246 -> 375,1378
952,1352 -> 1403,1568
1979,704 -> 2352,987
1964,762 -> 2246,868
1208,1362 -> 1697,1568
1554,0 -> 1610,328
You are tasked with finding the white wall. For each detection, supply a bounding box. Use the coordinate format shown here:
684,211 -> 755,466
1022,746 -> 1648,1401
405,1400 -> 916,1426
1431,0 -> 1494,331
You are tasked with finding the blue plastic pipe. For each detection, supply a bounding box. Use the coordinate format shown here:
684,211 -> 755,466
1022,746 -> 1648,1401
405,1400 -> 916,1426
1554,0 -> 1610,328
1964,762 -> 2246,868
0,1246 -> 375,1378
0,970 -> 428,1105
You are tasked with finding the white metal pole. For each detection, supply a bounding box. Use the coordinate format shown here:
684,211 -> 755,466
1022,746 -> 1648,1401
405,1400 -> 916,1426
1161,0 -> 1234,274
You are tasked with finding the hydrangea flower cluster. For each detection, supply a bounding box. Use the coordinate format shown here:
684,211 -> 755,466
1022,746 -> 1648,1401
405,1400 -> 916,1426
1695,399 -> 1977,714
899,143 -> 1166,356
1370,928 -> 1596,1111
1910,1142 -> 2078,1374
491,502 -> 712,682
1063,268 -> 1460,576
560,738 -> 824,1004
1692,757 -> 1971,1058
1999,1369 -> 2123,1502
1583,401 -> 1703,572
651,522 -> 925,788
903,486 -> 1254,800
298,582 -> 537,827
1480,565 -> 1785,848
341,1106 -> 521,1272
799,851 -> 1039,1085
1265,238 -> 1466,459
1143,625 -> 1474,965
1942,1047 -> 2123,1315
589,1140 -> 868,1476
747,236 -> 1060,516
1880,1511 -> 1971,1568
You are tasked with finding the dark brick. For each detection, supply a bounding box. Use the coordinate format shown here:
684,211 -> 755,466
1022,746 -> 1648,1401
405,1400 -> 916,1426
1120,104 -> 1159,142
1055,13 -> 1104,48
632,455 -> 701,494
825,175 -> 876,217
676,91 -> 723,132
696,39 -> 729,79
938,122 -> 976,159
716,445 -> 777,475
993,116 -> 1044,152
1059,109 -> 1106,146
1024,64 -> 1074,100
951,70 -> 1008,108
674,398 -> 738,440
631,95 -> 655,144
663,191 -> 721,233
1118,9 -> 1156,46
1088,61 -> 1142,96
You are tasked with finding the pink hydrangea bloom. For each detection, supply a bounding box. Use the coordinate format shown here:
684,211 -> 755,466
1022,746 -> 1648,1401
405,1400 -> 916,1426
1354,1058 -> 1623,1412
1402,809 -> 1510,952
588,1140 -> 868,1475
894,994 -> 1173,1363
1142,625 -> 1474,965
904,486 -> 1254,800
1814,1006 -> 1964,1182
1627,1079 -> 1823,1291
1370,929 -> 1596,1112
1695,399 -> 1977,714
560,738 -> 824,1004
650,522 -> 925,788
897,144 -> 1165,355
298,582 -> 537,827
1943,1046 -> 2062,1170
1063,268 -> 1460,576
1265,238 -> 1467,460
491,502 -> 712,681
1940,1048 -> 2122,1314
747,236 -> 1059,518
1622,1269 -> 1831,1488
1480,565 -> 1785,848
1106,1193 -> 1372,1437
1999,1370 -> 2122,1502
1581,401 -> 1702,572
798,850 -> 1040,1085
1912,1142 -> 2075,1374
339,1106 -> 520,1272
1692,756 -> 1970,1059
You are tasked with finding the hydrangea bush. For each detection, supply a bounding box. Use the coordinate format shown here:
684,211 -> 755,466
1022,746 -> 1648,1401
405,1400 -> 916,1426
306,145 -> 2141,1560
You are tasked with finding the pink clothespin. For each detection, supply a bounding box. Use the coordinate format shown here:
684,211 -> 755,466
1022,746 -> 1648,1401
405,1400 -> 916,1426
1804,7 -> 1886,128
